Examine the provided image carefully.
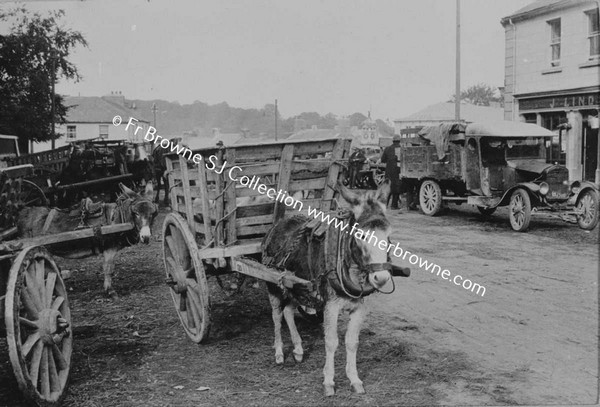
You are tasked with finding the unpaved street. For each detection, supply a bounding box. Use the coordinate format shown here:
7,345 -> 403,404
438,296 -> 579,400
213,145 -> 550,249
1,204 -> 597,406
369,205 -> 598,405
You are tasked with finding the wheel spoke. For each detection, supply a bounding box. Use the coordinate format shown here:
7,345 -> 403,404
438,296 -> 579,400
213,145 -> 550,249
187,289 -> 203,332
51,343 -> 68,371
29,341 -> 44,387
21,289 -> 41,318
22,331 -> 41,357
40,346 -> 50,397
35,259 -> 46,298
48,346 -> 60,393
51,296 -> 65,311
44,272 -> 57,309
19,317 -> 38,329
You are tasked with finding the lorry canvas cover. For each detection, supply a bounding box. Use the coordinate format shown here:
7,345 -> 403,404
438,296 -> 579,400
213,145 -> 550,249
417,122 -> 466,159
465,121 -> 555,138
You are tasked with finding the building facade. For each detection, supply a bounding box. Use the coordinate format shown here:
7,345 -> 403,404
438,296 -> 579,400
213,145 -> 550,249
33,92 -> 151,152
501,0 -> 600,182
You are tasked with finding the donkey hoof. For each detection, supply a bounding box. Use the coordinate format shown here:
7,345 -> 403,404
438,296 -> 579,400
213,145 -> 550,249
293,352 -> 303,363
275,354 -> 284,365
351,382 -> 365,394
323,384 -> 335,397
105,289 -> 118,299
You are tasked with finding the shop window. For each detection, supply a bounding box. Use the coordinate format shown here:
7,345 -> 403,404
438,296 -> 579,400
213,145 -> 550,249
587,9 -> 600,59
541,112 -> 567,164
522,113 -> 537,124
548,19 -> 561,67
66,125 -> 76,140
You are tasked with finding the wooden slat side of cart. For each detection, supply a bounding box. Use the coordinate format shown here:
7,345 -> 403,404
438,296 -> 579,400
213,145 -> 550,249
161,137 -> 351,343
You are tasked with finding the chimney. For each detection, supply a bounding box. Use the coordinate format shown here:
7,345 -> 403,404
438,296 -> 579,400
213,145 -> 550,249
103,91 -> 125,106
241,128 -> 250,138
212,128 -> 220,137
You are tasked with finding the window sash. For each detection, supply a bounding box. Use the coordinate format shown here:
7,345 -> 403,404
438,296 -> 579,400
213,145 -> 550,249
99,124 -> 109,138
590,33 -> 600,57
66,126 -> 76,139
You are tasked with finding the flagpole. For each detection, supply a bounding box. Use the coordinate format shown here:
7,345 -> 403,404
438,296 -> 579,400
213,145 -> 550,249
455,0 -> 461,121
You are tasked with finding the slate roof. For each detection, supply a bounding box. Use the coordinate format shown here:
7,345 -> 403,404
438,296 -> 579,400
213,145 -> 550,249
63,96 -> 150,123
500,0 -> 587,24
395,102 -> 503,124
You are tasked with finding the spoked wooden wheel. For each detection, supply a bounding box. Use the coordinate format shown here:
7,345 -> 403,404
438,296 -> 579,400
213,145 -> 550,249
162,212 -> 211,343
19,180 -> 48,207
576,189 -> 599,230
509,188 -> 531,232
5,246 -> 72,406
419,180 -> 443,216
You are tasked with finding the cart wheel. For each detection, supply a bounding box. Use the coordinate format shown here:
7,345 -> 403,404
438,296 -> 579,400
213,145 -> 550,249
419,180 -> 443,216
373,170 -> 385,187
5,246 -> 72,406
509,188 -> 531,232
162,212 -> 211,343
576,189 -> 599,230
477,206 -> 496,217
19,180 -> 48,207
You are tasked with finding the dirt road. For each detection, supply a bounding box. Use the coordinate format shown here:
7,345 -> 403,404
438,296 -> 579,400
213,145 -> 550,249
1,204 -> 597,406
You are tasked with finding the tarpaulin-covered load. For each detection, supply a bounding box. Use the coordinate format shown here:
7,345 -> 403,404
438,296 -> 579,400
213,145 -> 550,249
418,122 -> 466,159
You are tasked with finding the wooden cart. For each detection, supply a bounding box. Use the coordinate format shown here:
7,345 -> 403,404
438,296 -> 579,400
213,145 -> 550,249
162,138 -> 351,343
0,165 -> 136,406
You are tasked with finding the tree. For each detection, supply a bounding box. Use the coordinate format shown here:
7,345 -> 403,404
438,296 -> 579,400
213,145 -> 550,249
0,7 -> 87,152
449,83 -> 503,107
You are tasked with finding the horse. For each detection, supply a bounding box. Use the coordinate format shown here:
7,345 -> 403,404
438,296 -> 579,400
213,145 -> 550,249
261,180 -> 394,396
16,183 -> 158,297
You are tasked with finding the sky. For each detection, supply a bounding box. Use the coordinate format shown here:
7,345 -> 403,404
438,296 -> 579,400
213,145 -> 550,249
1,0 -> 532,121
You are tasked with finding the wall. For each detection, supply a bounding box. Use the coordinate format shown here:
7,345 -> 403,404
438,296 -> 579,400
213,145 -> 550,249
33,121 -> 150,152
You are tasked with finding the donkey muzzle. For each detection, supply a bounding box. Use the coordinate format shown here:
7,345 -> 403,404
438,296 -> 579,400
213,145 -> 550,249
139,226 -> 151,244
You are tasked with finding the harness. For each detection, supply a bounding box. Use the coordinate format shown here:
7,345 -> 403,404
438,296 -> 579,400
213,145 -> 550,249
262,209 -> 395,309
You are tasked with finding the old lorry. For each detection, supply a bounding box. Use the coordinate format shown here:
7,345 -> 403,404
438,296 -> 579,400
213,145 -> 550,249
399,120 -> 599,232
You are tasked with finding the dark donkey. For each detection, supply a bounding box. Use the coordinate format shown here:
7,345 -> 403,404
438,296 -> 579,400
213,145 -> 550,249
262,180 -> 402,396
16,183 -> 158,297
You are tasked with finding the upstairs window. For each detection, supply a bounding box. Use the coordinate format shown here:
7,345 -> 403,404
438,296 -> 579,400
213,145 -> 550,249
66,125 -> 76,139
99,124 -> 109,139
548,18 -> 561,67
587,10 -> 600,59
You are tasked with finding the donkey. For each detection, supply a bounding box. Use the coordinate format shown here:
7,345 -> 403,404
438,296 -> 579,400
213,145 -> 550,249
16,183 -> 158,297
262,180 -> 394,396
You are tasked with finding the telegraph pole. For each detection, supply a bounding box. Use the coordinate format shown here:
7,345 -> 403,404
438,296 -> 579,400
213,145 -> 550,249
152,102 -> 158,129
275,99 -> 278,141
51,53 -> 56,150
455,0 -> 461,121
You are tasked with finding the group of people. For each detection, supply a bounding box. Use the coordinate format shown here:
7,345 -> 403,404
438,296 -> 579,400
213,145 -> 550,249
348,134 -> 417,212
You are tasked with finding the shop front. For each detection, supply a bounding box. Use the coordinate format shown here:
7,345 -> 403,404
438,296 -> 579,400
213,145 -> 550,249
516,89 -> 600,183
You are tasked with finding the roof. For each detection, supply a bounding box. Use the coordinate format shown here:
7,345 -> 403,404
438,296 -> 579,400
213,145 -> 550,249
500,0 -> 591,25
396,102 -> 503,123
465,121 -> 555,137
286,128 -> 340,141
183,132 -> 242,150
63,96 -> 150,123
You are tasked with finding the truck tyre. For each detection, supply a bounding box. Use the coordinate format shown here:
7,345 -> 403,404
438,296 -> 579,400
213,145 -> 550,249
509,188 -> 531,232
576,189 -> 599,230
419,180 -> 443,216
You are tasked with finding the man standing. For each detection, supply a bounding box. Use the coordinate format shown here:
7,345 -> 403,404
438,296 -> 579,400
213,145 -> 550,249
381,134 -> 402,209
348,147 -> 366,189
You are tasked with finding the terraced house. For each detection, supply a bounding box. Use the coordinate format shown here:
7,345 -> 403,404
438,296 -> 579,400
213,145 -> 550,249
501,0 -> 600,183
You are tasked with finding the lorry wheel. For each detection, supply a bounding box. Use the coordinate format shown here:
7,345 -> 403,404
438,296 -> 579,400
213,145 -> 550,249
419,180 -> 443,216
509,188 -> 531,232
576,189 -> 599,230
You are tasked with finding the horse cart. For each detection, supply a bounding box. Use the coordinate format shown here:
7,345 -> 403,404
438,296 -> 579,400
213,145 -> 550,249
0,165 -> 139,406
162,138 -> 410,343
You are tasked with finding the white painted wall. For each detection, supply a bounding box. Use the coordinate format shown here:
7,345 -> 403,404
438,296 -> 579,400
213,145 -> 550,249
512,4 -> 599,96
33,120 -> 151,152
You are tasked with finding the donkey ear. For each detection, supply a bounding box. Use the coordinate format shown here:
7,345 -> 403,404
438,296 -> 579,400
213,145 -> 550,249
119,182 -> 138,198
373,179 -> 391,204
336,180 -> 361,206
